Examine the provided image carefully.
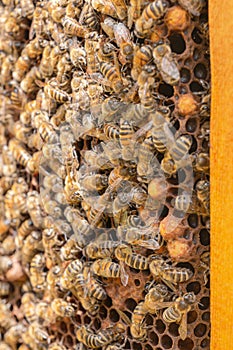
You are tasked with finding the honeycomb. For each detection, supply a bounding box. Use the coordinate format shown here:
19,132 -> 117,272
0,0 -> 210,349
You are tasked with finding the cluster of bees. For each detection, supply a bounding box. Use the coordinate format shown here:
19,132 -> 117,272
0,0 -> 210,349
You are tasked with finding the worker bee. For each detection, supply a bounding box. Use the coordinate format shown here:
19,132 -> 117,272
38,45 -> 53,78
27,191 -> 44,228
11,121 -> 32,144
169,134 -> 193,163
79,174 -> 109,194
60,234 -> 81,261
200,251 -> 210,285
195,179 -> 210,214
117,223 -> 163,250
199,120 -> 210,144
62,16 -> 88,37
130,283 -> 169,339
153,42 -> 180,85
177,0 -> 206,16
21,292 -> 38,324
8,138 -> 35,172
76,323 -> 125,348
161,151 -> 177,177
1,55 -> 17,86
0,281 -> 11,297
79,1 -> 99,30
60,259 -> 83,290
28,322 -> 49,344
2,146 -> 16,176
70,44 -> 87,68
100,61 -> 124,94
64,206 -> 95,247
193,152 -> 209,173
137,65 -> 157,111
135,0 -> 168,38
13,55 -> 31,82
85,241 -> 118,259
91,258 -> 128,286
137,136 -> 156,182
149,256 -> 193,290
119,119 -> 136,161
0,301 -> 17,330
22,230 -> 43,265
3,323 -> 26,349
115,244 -> 149,270
84,31 -> 100,75
29,253 -> 47,293
0,235 -> 16,255
29,4 -> 48,39
112,22 -> 134,64
38,79 -> 71,103
92,0 -> 118,18
17,219 -> 34,248
0,256 -> 12,274
21,37 -> 49,60
17,0 -> 35,20
162,292 -> 196,340
128,0 -> 143,28
51,298 -> 75,317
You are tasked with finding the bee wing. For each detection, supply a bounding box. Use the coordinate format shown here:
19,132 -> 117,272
155,301 -> 175,310
119,261 -> 129,286
133,239 -> 160,250
161,55 -> 180,84
179,313 -> 187,340
117,309 -> 131,326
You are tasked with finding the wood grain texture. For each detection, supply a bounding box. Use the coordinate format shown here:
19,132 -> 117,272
210,1 -> 233,349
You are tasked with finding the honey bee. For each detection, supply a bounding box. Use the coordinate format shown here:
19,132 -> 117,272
79,174 -> 109,194
100,97 -> 125,123
60,259 -> 83,290
153,42 -> 180,85
22,38 -> 49,60
64,207 -> 94,248
130,283 -> 169,339
84,31 -> 100,75
119,119 -> 136,161
85,270 -> 107,301
60,234 -> 81,261
177,0 -> 206,16
38,79 -> 71,103
137,136 -> 156,182
18,0 -> 35,20
100,61 -> 124,94
46,265 -> 63,298
0,301 -> 17,330
28,322 -> 49,345
112,190 -> 132,226
62,16 -> 88,37
2,146 -> 17,176
8,138 -> 35,172
10,85 -> 27,111
161,151 -> 177,177
91,258 -> 128,286
151,107 -> 173,153
173,193 -> 192,213
135,0 -> 168,38
13,55 -> 31,82
128,0 -> 142,28
38,45 -> 53,78
117,222 -> 163,250
200,251 -> 210,285
29,253 -> 47,293
115,244 -> 149,270
76,323 -> 125,348
21,292 -> 38,324
1,55 -> 16,86
29,4 -> 48,39
11,121 -> 32,144
3,323 -> 26,349
17,219 -> 34,248
0,256 -> 12,274
169,134 -> 192,163
137,63 -> 157,99
70,44 -> 87,68
149,256 -> 193,290
108,21 -> 133,64
27,191 -> 44,228
195,179 -> 210,214
0,235 -> 16,255
79,1 -> 99,30
92,0 -> 118,19
22,230 -> 43,265
85,241 -> 118,259
0,281 -> 11,297
35,301 -> 56,325
199,120 -> 210,143
162,292 -> 196,340
51,298 -> 75,317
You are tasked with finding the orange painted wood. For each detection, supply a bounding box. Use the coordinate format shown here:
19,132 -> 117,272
210,1 -> 233,349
